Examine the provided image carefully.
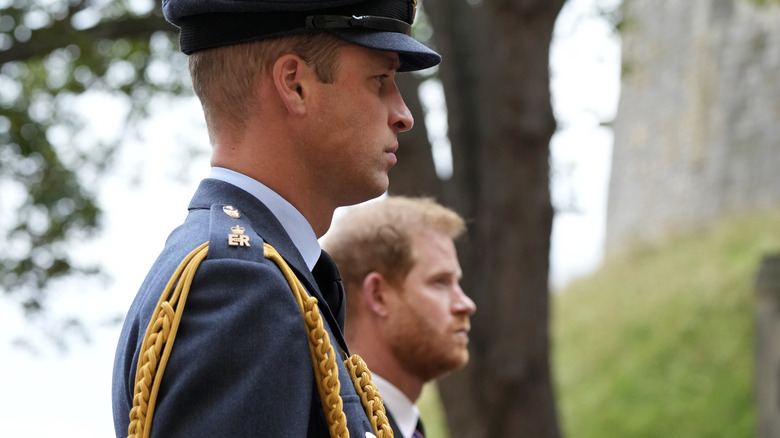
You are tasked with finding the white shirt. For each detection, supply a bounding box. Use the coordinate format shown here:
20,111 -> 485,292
209,167 -> 321,271
372,374 -> 420,438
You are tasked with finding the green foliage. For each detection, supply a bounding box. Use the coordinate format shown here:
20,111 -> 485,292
553,209 -> 780,437
597,0 -> 626,35
418,382 -> 451,438
0,0 -> 186,330
749,0 -> 780,7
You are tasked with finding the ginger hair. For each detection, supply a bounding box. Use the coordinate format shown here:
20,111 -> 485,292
322,196 -> 466,295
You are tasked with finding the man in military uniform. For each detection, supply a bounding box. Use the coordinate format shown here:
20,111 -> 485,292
321,197 -> 477,438
111,1 -> 440,436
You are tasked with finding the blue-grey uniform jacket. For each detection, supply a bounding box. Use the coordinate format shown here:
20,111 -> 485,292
112,178 -> 375,437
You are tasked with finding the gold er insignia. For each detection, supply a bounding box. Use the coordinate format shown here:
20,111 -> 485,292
228,225 -> 251,247
223,205 -> 241,219
411,0 -> 417,22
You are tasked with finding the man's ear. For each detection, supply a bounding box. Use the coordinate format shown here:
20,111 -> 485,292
362,272 -> 391,318
271,54 -> 311,116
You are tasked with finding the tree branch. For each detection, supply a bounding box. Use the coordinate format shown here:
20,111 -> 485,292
0,13 -> 175,66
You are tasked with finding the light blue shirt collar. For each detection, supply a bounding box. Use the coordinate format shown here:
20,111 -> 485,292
208,167 -> 321,271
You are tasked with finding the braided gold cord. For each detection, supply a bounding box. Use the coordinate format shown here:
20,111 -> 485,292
127,241 -> 392,438
345,354 -> 394,438
264,243 -> 394,438
264,243 -> 349,438
128,242 -> 209,438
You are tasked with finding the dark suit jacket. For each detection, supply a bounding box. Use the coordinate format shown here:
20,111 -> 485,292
112,179 -> 374,437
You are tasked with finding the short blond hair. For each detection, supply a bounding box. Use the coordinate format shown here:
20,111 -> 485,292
322,196 -> 466,291
189,33 -> 349,142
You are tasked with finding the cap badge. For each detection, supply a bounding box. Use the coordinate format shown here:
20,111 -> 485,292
412,0 -> 417,22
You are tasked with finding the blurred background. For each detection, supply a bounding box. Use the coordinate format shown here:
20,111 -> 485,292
1,0 -> 779,437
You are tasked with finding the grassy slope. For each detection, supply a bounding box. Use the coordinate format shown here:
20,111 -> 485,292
553,208 -> 780,437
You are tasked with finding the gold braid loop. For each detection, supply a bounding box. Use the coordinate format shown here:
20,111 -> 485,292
264,243 -> 349,438
263,243 -> 394,438
127,240 -> 393,438
128,242 -> 209,438
345,354 -> 394,438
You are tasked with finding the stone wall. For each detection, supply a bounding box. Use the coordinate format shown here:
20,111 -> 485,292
606,0 -> 780,255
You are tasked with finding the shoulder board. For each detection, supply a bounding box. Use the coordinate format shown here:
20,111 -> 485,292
206,204 -> 265,262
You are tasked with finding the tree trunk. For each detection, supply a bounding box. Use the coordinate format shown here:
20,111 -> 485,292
389,73 -> 446,200
391,0 -> 566,436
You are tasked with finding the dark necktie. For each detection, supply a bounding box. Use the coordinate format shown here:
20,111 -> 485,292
311,250 -> 346,329
413,418 -> 425,438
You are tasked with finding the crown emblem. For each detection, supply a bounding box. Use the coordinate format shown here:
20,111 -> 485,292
228,225 -> 251,247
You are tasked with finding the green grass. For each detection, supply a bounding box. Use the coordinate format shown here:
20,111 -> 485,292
553,208 -> 780,438
405,208 -> 780,437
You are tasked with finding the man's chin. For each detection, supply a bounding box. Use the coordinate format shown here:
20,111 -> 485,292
361,178 -> 390,202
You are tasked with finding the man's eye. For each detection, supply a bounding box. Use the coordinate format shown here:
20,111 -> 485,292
377,74 -> 389,84
433,278 -> 449,287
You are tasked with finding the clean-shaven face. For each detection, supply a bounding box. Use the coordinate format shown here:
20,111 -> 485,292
300,44 -> 414,206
